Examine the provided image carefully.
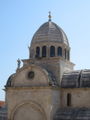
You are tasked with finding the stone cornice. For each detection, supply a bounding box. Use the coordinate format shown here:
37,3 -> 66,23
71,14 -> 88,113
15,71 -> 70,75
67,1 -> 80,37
5,86 -> 60,91
22,57 -> 75,66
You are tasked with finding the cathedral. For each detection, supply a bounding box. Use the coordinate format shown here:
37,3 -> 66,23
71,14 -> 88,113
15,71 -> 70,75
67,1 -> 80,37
5,13 -> 90,120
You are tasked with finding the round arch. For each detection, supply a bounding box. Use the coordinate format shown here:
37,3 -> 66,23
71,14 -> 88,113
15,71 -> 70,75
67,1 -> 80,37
10,101 -> 47,120
50,46 -> 55,57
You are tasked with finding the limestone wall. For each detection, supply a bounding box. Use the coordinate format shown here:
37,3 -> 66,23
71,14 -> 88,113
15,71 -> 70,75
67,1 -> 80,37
60,88 -> 90,108
23,58 -> 74,86
12,65 -> 49,87
30,42 -> 69,59
6,87 -> 60,120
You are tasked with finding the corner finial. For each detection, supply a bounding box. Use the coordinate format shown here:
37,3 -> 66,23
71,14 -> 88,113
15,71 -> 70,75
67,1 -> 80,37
48,11 -> 52,21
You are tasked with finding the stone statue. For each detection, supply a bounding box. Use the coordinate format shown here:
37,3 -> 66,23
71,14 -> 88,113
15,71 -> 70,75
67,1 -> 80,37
17,58 -> 21,69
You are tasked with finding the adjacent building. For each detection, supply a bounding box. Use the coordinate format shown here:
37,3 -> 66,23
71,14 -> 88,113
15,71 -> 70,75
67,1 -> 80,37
0,101 -> 7,120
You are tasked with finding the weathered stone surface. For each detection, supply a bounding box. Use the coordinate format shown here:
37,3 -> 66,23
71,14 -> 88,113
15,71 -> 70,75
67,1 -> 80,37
61,69 -> 90,88
60,88 -> 90,108
6,87 -> 60,120
81,70 -> 90,87
54,108 -> 90,120
31,22 -> 69,46
30,21 -> 71,60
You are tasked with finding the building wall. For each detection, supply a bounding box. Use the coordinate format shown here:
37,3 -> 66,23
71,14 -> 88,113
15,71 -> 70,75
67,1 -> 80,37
5,64 -> 61,120
60,88 -> 90,108
6,87 -> 60,120
6,51 -> 74,120
12,65 -> 49,87
23,58 -> 74,85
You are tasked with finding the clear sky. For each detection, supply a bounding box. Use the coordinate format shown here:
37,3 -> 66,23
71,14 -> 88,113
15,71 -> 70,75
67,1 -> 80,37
0,0 -> 90,100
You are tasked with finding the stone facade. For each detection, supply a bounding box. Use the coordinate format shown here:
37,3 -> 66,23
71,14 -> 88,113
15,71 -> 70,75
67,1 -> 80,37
6,86 -> 60,120
60,88 -> 90,108
5,16 -> 90,120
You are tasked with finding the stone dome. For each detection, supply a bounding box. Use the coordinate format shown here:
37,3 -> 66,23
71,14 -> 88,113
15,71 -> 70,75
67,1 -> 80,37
31,21 -> 69,46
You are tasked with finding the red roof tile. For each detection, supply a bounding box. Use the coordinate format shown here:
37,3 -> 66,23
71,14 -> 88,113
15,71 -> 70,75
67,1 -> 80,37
0,101 -> 5,107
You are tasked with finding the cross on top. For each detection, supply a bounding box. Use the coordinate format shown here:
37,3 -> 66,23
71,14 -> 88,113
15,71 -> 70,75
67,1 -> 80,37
48,11 -> 52,21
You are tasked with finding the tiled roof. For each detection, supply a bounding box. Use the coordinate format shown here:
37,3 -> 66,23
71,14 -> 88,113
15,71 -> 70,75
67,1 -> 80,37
0,101 -> 5,107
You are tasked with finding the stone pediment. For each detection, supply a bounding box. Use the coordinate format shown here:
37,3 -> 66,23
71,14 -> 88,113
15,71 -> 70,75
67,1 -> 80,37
6,64 -> 57,87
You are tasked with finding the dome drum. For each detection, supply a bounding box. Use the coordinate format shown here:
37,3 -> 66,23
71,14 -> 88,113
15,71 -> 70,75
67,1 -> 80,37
30,42 -> 70,60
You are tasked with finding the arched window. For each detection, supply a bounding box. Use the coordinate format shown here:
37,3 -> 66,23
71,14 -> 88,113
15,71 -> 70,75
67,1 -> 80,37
67,50 -> 70,60
57,47 -> 62,56
65,49 -> 67,59
42,46 -> 46,57
36,47 -> 40,58
50,46 -> 55,57
67,93 -> 71,107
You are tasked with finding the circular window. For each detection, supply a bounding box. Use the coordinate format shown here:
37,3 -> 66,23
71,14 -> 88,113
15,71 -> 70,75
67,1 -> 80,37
28,71 -> 35,79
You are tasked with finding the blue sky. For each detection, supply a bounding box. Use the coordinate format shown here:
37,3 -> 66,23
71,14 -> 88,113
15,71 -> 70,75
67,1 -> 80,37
0,0 -> 90,100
